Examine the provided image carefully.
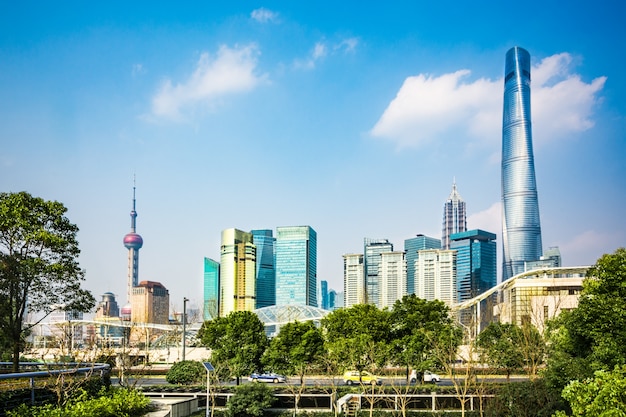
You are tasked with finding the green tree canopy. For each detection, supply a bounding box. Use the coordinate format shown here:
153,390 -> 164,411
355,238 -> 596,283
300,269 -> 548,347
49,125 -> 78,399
262,320 -> 324,384
554,366 -> 626,417
477,322 -> 525,379
389,295 -> 458,378
321,303 -> 392,372
0,192 -> 96,371
198,311 -> 268,383
545,248 -> 626,389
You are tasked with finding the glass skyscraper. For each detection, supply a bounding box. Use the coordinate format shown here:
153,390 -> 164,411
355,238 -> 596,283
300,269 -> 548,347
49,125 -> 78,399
275,226 -> 317,307
450,230 -> 497,303
404,234 -> 441,295
442,181 -> 467,250
203,257 -> 220,320
364,238 -> 393,308
251,229 -> 276,309
501,46 -> 543,281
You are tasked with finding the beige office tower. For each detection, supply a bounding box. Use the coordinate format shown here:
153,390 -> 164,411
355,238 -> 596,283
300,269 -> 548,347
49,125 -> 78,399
220,228 -> 257,317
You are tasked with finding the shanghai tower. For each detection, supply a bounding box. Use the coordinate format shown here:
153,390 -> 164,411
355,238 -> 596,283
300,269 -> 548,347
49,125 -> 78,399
501,46 -> 542,281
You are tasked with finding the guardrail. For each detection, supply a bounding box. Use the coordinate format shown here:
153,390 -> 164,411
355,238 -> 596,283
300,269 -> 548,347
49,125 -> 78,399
0,362 -> 111,411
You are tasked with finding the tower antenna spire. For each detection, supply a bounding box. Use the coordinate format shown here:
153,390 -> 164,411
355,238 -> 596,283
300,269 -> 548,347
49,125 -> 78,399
123,176 -> 144,305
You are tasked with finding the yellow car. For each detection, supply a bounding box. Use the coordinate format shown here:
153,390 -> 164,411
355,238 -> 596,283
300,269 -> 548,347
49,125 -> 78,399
343,370 -> 382,385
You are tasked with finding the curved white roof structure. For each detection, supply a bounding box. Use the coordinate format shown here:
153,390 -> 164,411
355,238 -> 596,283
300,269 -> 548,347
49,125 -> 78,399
253,305 -> 330,326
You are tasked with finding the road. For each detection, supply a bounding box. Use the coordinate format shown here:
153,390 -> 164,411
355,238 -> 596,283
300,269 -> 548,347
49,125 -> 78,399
113,374 -> 528,388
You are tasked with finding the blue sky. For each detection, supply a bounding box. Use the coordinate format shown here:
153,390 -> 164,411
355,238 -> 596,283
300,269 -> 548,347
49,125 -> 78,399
1,2 -> 624,315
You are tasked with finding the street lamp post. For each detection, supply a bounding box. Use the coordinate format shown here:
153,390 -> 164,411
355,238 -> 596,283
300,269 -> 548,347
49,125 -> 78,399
182,297 -> 189,362
202,362 -> 214,417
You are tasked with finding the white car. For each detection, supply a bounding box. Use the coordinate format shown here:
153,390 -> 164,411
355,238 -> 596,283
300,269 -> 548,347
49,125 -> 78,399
248,372 -> 286,383
410,370 -> 441,383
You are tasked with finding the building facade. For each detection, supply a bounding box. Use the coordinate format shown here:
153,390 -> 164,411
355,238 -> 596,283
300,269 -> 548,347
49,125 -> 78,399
379,251 -> 407,309
501,46 -> 543,281
130,280 -> 170,324
343,253 -> 365,307
494,267 -> 586,333
275,226 -> 317,307
203,257 -> 220,320
404,234 -> 441,295
320,280 -> 329,309
450,230 -> 497,303
364,238 -> 393,308
252,229 -> 276,309
220,228 -> 257,316
414,249 -> 457,307
442,181 -> 467,250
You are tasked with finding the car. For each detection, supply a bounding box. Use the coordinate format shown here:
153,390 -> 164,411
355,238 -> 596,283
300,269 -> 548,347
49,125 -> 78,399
248,372 -> 286,383
410,370 -> 441,384
343,370 -> 382,385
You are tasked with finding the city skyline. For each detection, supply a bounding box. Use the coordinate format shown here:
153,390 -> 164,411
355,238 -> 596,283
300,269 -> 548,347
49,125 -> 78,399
1,3 -> 624,311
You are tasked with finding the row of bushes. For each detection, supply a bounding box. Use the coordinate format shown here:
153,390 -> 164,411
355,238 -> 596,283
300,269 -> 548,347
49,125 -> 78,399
6,387 -> 151,417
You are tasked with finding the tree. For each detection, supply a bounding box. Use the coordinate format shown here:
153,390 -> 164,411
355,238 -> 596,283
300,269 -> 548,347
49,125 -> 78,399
477,322 -> 525,381
389,295 -> 456,382
199,311 -> 268,384
262,320 -> 324,384
544,248 -> 626,390
321,304 -> 392,373
554,366 -> 626,417
0,192 -> 96,372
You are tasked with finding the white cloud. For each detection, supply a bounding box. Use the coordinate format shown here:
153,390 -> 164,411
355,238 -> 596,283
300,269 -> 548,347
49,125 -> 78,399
557,229 -> 624,266
468,202 -> 501,238
132,63 -> 145,77
250,8 -> 278,23
371,52 -> 606,149
294,38 -> 358,70
151,44 -> 266,119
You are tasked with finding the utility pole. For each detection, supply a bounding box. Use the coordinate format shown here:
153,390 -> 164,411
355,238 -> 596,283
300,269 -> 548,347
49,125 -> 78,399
182,297 -> 189,361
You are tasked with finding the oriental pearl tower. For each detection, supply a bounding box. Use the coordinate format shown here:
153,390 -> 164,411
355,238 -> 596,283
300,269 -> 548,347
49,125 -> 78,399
123,184 -> 143,304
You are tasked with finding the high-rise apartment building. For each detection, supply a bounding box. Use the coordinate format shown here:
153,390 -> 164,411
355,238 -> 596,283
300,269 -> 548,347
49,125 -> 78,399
404,234 -> 441,294
251,229 -> 276,309
379,251 -> 407,308
414,249 -> 457,307
220,228 -> 256,316
343,253 -> 365,307
442,181 -> 467,250
501,46 -> 543,281
275,226 -> 317,307
203,257 -> 220,320
364,238 -> 393,308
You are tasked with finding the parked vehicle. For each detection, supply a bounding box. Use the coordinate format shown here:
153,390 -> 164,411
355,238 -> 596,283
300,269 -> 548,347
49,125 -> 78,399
248,372 -> 286,383
343,370 -> 382,385
410,370 -> 441,383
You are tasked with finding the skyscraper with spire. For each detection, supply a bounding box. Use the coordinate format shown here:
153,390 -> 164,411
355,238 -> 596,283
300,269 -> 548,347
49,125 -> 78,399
501,46 -> 543,281
123,183 -> 143,303
442,181 -> 467,250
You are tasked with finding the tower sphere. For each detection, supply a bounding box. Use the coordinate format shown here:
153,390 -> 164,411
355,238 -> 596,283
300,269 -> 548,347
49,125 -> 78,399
124,232 -> 144,249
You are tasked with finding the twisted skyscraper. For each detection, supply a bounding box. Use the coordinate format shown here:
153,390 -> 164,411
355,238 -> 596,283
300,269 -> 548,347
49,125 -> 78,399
501,46 -> 543,281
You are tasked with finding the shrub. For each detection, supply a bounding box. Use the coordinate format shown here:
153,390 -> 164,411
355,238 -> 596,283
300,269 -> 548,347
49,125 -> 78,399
227,383 -> 275,417
166,360 -> 206,385
7,387 -> 150,417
